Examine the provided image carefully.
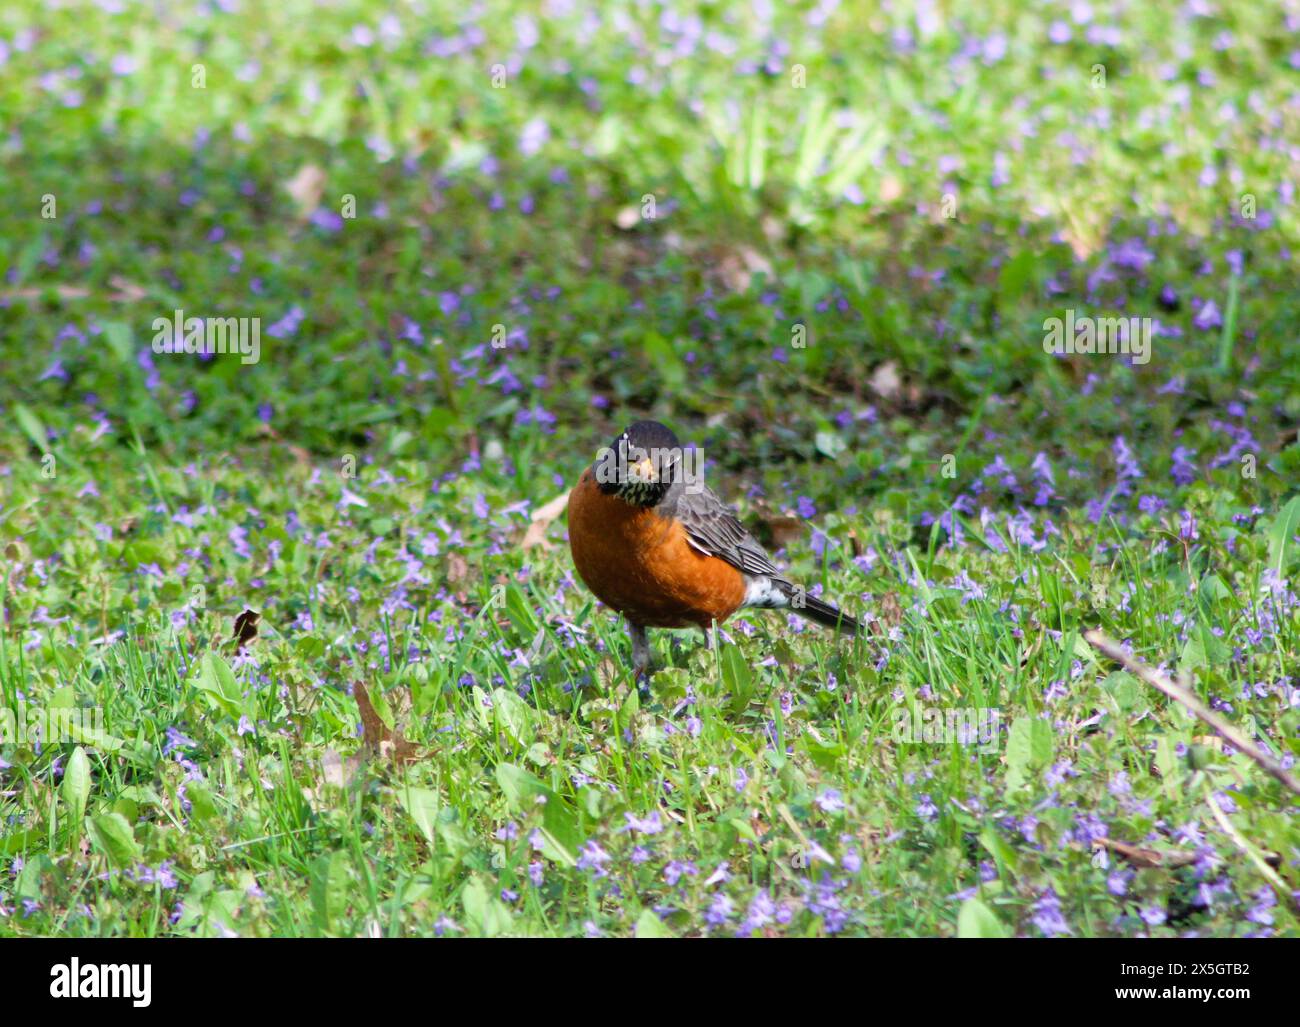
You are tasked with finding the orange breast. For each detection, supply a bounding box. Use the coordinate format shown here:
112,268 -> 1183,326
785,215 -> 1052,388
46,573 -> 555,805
567,468 -> 746,629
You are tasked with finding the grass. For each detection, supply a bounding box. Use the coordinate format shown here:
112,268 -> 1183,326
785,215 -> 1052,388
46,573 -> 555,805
0,0 -> 1298,937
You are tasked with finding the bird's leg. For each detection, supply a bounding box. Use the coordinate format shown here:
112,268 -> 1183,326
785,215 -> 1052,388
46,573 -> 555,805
628,621 -> 652,691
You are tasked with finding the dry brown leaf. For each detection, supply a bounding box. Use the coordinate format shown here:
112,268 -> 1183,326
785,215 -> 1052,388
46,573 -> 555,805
3,285 -> 89,301
230,608 -> 260,654
846,528 -> 863,559
868,361 -> 902,400
353,680 -> 421,763
2,277 -> 147,303
520,490 -> 570,552
320,748 -> 346,788
876,592 -> 904,631
764,514 -> 805,549
593,657 -> 621,690
107,276 -> 148,302
354,679 -> 390,747
447,553 -> 469,584
304,748 -> 366,806
3,539 -> 30,563
750,499 -> 804,548
1061,226 -> 1096,261
716,245 -> 773,293
286,163 -> 326,216
253,422 -> 314,467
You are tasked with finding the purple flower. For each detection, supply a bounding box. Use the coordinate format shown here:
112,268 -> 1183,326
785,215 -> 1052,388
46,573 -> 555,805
738,892 -> 776,936
1032,888 -> 1071,936
1245,887 -> 1275,927
705,893 -> 734,928
576,841 -> 610,876
622,811 -> 663,835
664,860 -> 697,886
519,117 -> 549,157
1138,495 -> 1166,515
816,789 -> 846,813
1113,436 -> 1142,484
1170,446 -> 1197,485
1193,300 -> 1223,331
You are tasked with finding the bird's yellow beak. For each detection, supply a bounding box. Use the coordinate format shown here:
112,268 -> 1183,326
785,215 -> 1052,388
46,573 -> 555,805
630,456 -> 657,482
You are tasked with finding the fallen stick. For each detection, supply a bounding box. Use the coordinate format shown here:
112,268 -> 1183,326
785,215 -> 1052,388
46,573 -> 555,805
1089,834 -> 1279,870
1083,629 -> 1300,797
1090,837 -> 1197,869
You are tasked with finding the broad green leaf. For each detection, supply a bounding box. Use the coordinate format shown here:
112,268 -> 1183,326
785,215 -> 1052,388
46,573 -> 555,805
495,763 -> 579,866
641,331 -> 685,390
397,786 -> 441,845
495,762 -> 550,807
309,850 -> 351,936
1005,716 -> 1053,790
540,800 -> 581,868
618,683 -> 639,725
721,645 -> 754,715
997,250 -> 1038,309
979,827 -> 1019,876
503,584 -> 539,636
634,909 -> 671,938
198,652 -> 243,715
62,746 -> 90,824
16,854 -> 53,901
492,688 -> 534,746
1266,496 -> 1300,576
186,781 -> 219,822
957,897 -> 1010,938
1179,623 -> 1231,675
1155,736 -> 1181,794
88,812 -> 141,867
814,430 -> 846,460
12,403 -> 49,454
461,876 -> 513,937
103,321 -> 133,363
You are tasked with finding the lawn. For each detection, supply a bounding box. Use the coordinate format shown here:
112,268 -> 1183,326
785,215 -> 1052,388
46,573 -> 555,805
0,0 -> 1298,937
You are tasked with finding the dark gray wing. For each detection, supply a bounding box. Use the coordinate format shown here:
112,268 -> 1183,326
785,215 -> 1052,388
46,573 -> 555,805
673,485 -> 790,584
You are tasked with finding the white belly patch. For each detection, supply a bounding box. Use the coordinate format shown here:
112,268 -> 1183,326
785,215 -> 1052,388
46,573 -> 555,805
743,575 -> 789,608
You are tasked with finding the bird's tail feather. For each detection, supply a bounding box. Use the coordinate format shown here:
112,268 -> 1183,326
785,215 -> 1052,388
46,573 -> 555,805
788,590 -> 859,636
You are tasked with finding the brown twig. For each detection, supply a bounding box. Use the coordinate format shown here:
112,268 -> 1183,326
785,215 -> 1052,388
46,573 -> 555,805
1083,629 -> 1300,797
1090,837 -> 1198,869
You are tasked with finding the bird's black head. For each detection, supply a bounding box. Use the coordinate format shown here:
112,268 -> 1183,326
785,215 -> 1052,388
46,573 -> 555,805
594,420 -> 685,507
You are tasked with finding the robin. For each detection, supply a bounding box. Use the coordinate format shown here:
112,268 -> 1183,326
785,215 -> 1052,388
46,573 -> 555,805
567,420 -> 859,678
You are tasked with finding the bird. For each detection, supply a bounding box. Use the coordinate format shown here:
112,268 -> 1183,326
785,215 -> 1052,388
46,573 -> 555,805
567,419 -> 859,679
